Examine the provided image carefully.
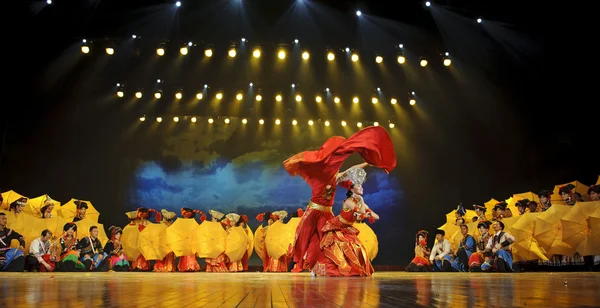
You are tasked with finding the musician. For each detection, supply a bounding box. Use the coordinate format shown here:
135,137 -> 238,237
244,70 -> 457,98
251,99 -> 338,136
104,226 -> 130,271
0,212 -> 26,272
77,226 -> 108,271
481,220 -> 515,272
26,229 -> 55,272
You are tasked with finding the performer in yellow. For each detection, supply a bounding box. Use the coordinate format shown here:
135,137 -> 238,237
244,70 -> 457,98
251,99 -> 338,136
256,210 -> 291,272
178,208 -> 204,272
205,210 -> 229,272
131,208 -> 161,271
153,209 -> 177,272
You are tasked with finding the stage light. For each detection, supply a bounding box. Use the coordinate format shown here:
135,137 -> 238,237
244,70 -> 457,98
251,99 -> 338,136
373,122 -> 379,126
375,56 -> 383,63
276,94 -> 282,102
334,97 -> 340,103
308,120 -> 314,125
117,91 -> 124,98
256,94 -> 262,101
425,1 -> 431,7
175,92 -> 182,99
117,83 -> 121,87
259,119 -> 265,125
135,92 -> 142,98
253,49 -> 261,58
196,93 -> 203,100
302,51 -> 310,60
275,119 -> 281,125
372,97 -> 378,104
224,118 -> 230,124
139,116 -> 145,122
443,58 -> 452,66
315,95 -> 322,103
397,55 -> 406,64
410,99 -> 416,105
351,54 -> 359,62
176,1 -> 181,7
208,118 -> 214,123
420,59 -> 428,67
47,0 -> 52,4
325,120 -> 330,126
228,49 -> 236,57
173,116 -> 179,122
191,117 -> 197,123
188,42 -> 192,47
132,35 -> 137,39
216,93 -> 223,100
326,88 -> 330,92
154,92 -> 162,99
389,123 -> 395,128
241,38 -> 246,42
356,10 -> 361,16
242,118 -> 247,124
105,47 -> 114,55
180,47 -> 188,55
81,46 -> 90,54
156,117 -> 162,122
205,49 -> 213,57
157,79 -> 162,83
399,44 -> 404,48
445,52 -> 450,56
327,52 -> 335,61
345,48 -> 350,53
291,84 -> 295,88
236,93 -> 243,101
357,122 -> 362,127
157,48 -> 165,56
204,84 -> 208,88
353,97 -> 359,104
477,18 -> 482,23
294,39 -> 299,44
278,50 -> 286,59
341,121 -> 347,126
391,98 -> 397,104
377,87 -> 381,91
295,94 -> 302,102
82,39 -> 87,43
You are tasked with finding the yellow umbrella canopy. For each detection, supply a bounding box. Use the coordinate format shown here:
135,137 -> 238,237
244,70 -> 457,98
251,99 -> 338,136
560,201 -> 600,248
445,209 -> 477,224
597,176 -> 600,185
507,192 -> 540,214
265,220 -> 293,259
552,181 -> 590,202
253,225 -> 267,261
59,199 -> 100,222
484,198 -> 499,211
1,190 -> 30,210
166,218 -> 198,257
75,219 -> 109,247
137,223 -> 170,260
354,222 -> 379,261
507,213 -> 548,261
245,226 -> 254,258
225,226 -> 249,261
121,224 -> 141,262
534,205 -> 573,255
194,221 -> 227,259
24,195 -> 61,218
579,216 -> 600,256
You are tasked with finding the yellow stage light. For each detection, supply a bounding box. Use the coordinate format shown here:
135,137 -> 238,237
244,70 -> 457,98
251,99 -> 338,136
444,58 -> 452,66
173,116 -> 179,122
397,55 -> 405,64
327,52 -> 335,61
135,92 -> 142,98
295,94 -> 302,102
205,49 -> 213,57
373,122 -> 379,126
353,97 -> 359,104
420,59 -> 428,67
253,49 -> 261,58
357,122 -> 362,127
389,123 -> 395,128
325,120 -> 330,126
196,93 -> 203,100
180,47 -> 188,55
81,46 -> 90,54
278,50 -> 286,59
228,49 -> 236,57
334,97 -> 340,103
242,118 -> 248,124
157,48 -> 165,56
372,97 -> 378,104
391,98 -> 397,104
315,95 -> 322,103
256,94 -> 262,101
259,119 -> 264,125
191,117 -> 197,123
308,120 -> 314,125
175,92 -> 182,99
351,54 -> 359,62
341,121 -> 347,126
155,92 -> 163,99
216,93 -> 223,100
275,119 -> 281,125
236,93 -> 243,101
302,51 -> 310,60
375,56 -> 383,63
105,47 -> 114,55
117,91 -> 124,97
208,118 -> 214,123
224,118 -> 230,124
410,99 -> 416,105
156,117 -> 162,122
139,116 -> 146,122
292,119 -> 297,125
275,94 -> 282,102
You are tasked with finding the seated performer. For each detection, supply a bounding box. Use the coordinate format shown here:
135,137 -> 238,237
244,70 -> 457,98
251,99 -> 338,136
154,209 -> 177,272
40,197 -> 55,218
77,226 -> 108,272
430,230 -> 455,272
104,226 -> 130,271
0,212 -> 26,272
481,220 -> 515,272
472,204 -> 488,223
26,229 -> 55,272
55,222 -> 85,272
256,210 -> 290,272
73,200 -> 88,222
468,221 -> 492,272
454,203 -> 466,226
528,201 -> 539,213
589,185 -> 600,201
406,230 -> 431,272
178,208 -> 205,272
493,202 -> 512,220
455,224 -> 476,272
206,210 -> 229,272
559,184 -> 577,206
539,190 -> 553,211
313,168 -> 380,277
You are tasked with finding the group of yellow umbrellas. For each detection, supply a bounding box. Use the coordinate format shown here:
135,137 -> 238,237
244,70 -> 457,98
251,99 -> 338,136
1,190 -> 106,251
439,178 -> 600,263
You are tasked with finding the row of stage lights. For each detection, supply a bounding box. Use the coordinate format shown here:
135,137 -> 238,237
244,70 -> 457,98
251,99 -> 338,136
116,86 -> 418,106
139,116 -> 397,128
80,40 -> 451,67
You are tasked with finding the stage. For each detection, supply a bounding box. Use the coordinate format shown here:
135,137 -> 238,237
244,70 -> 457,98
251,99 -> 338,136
1,272 -> 599,307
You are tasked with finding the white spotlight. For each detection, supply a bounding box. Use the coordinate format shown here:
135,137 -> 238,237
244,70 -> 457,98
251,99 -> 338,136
116,83 -> 121,87
47,0 -> 52,4
425,1 -> 431,7
241,38 -> 246,42
294,39 -> 299,44
326,88 -> 330,92
345,47 -> 350,52
356,10 -> 362,16
445,52 -> 450,56
82,39 -> 87,43
399,44 -> 404,48
412,91 -> 416,95
204,84 -> 208,88
188,41 -> 192,46
377,87 -> 381,91
249,83 -> 253,87
132,34 -> 137,39
477,18 -> 482,23
291,84 -> 295,88
157,79 -> 161,83
175,1 -> 181,7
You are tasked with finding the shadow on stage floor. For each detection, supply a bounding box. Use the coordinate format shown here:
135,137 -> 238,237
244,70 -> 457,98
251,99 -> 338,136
1,272 -> 599,307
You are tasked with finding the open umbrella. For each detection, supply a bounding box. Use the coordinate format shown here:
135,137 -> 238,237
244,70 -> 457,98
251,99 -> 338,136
1,190 -> 30,210
225,226 -> 249,261
437,222 -> 460,250
137,223 -> 170,260
265,221 -> 292,259
194,221 -> 227,259
509,213 -> 548,261
354,222 -> 379,261
484,198 -> 499,212
121,224 -> 141,262
253,225 -> 267,261
59,198 -> 100,222
534,205 -> 573,256
560,201 -> 600,248
597,176 -> 599,185
245,226 -> 254,259
166,218 -> 198,257
445,209 -> 477,224
552,181 -> 590,202
507,192 -> 540,214
25,195 -> 61,218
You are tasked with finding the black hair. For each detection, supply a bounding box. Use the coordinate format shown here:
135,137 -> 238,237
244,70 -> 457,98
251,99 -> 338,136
0,212 -> 5,216
460,224 -> 468,231
89,226 -> 98,232
346,190 -> 353,198
41,229 -> 52,237
63,223 -> 77,232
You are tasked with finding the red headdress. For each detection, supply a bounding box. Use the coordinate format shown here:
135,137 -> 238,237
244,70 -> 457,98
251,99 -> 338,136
136,207 -> 149,219
148,209 -> 162,223
256,213 -> 267,222
181,208 -> 206,222
108,225 -> 122,241
416,230 -> 428,247
238,215 -> 248,225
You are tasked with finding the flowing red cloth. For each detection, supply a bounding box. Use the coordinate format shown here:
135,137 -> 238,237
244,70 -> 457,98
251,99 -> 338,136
283,126 -> 396,270
177,255 -> 201,272
153,252 -> 176,272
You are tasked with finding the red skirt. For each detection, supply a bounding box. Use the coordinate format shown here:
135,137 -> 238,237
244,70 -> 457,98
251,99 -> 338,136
205,253 -> 229,272
177,255 -> 201,272
153,252 -> 175,272
291,207 -> 334,271
313,223 -> 373,277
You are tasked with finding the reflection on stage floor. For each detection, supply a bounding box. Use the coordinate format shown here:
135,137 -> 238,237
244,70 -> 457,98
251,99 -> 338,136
1,272 -> 599,307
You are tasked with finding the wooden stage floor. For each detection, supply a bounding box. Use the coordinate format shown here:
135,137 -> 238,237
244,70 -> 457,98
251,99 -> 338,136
1,272 -> 599,307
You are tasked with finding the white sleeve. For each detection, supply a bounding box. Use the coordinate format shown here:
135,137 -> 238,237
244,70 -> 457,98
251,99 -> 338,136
485,236 -> 493,250
439,240 -> 451,258
429,243 -> 438,261
29,239 -> 43,262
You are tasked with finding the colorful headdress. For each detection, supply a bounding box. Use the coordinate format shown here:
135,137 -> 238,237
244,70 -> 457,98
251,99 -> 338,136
225,213 -> 241,226
456,203 -> 466,216
517,199 -> 531,208
161,209 -> 176,222
108,225 -> 122,240
125,211 -> 137,223
209,210 -> 225,221
290,208 -> 304,218
539,190 -> 553,198
43,195 -> 54,206
559,184 -> 575,198
271,210 -> 288,221
76,200 -> 89,210
9,197 -> 28,211
415,230 -> 428,246
473,204 -> 487,212
338,168 -> 367,190
236,214 -> 248,226
181,208 -> 206,222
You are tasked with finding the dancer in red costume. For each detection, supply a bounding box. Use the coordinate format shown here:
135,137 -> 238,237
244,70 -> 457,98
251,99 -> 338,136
283,126 -> 396,272
178,208 -> 206,272
131,208 -> 161,271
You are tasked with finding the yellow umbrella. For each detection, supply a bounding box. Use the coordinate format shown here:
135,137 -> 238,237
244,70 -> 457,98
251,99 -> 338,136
445,209 -> 477,224
508,213 -> 548,261
560,201 -> 600,248
534,205 -> 573,256
75,219 -> 109,247
579,216 -> 600,256
194,221 -> 227,259
166,218 -> 198,257
137,223 -> 170,260
253,225 -> 267,261
225,226 -> 249,261
552,181 -> 590,202
596,176 -> 599,185
121,224 -> 141,262
1,190 -> 30,210
245,226 -> 254,258
59,199 -> 100,222
24,195 -> 61,218
354,222 -> 378,261
507,192 -> 540,214
265,221 -> 292,259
